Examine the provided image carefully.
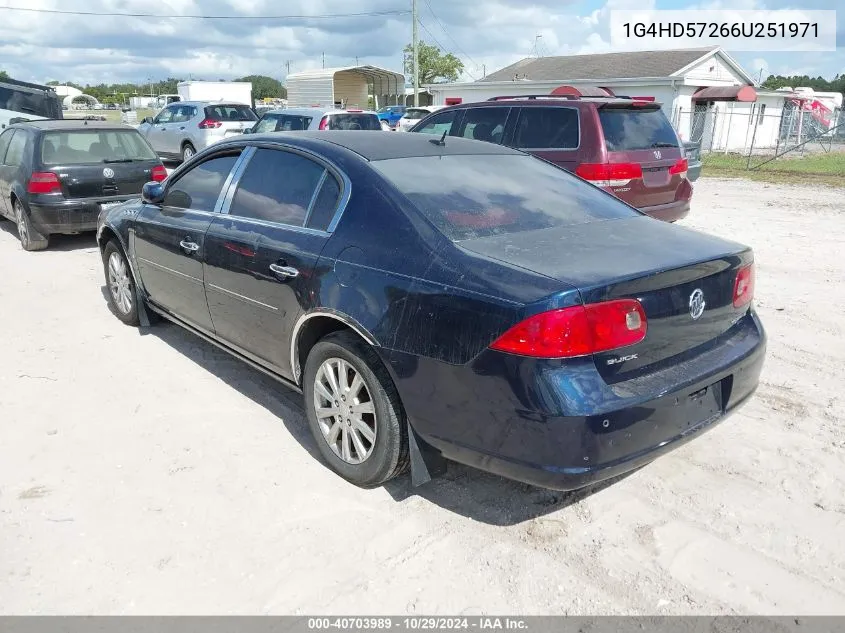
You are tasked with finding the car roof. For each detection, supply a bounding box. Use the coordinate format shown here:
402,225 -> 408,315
239,130 -> 525,161
12,120 -> 138,131
266,107 -> 378,116
441,97 -> 660,109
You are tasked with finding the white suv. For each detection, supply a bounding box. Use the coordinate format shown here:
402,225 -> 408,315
396,105 -> 445,132
249,107 -> 383,133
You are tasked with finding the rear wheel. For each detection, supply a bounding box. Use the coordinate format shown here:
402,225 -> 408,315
303,331 -> 409,487
103,240 -> 139,326
181,143 -> 196,162
14,200 -> 48,251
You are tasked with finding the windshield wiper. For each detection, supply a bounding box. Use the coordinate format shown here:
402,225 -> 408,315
102,158 -> 135,163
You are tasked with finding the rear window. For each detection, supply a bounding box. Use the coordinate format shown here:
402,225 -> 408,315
372,154 -> 637,241
254,114 -> 313,133
40,130 -> 157,165
598,107 -> 679,151
327,113 -> 381,130
204,104 -> 258,122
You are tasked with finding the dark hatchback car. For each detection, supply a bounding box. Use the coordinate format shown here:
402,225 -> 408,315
409,95 -> 693,222
0,120 -> 166,250
97,131 -> 765,490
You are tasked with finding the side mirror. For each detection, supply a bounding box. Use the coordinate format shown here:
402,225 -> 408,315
142,181 -> 165,205
143,116 -> 154,125
243,126 -> 253,134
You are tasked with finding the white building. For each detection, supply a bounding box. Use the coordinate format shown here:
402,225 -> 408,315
52,85 -> 99,108
426,47 -> 815,153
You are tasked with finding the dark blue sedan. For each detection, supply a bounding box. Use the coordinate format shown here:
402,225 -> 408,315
96,131 -> 766,490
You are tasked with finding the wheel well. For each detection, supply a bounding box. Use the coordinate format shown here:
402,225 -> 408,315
295,316 -> 365,383
97,227 -> 120,253
182,140 -> 195,149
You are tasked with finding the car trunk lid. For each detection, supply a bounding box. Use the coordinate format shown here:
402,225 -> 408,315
52,161 -> 161,199
202,104 -> 258,138
459,216 -> 753,379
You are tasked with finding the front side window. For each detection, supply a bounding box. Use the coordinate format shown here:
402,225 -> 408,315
456,107 -> 510,145
163,153 -> 240,211
228,148 -> 326,226
413,109 -> 459,135
153,107 -> 177,124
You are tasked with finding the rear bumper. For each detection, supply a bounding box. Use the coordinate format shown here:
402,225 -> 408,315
29,198 -> 132,234
392,312 -> 766,491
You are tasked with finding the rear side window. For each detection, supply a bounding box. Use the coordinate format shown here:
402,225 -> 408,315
204,105 -> 258,122
0,129 -> 14,162
40,130 -> 157,165
229,148 -> 325,226
306,174 -> 342,231
164,153 -> 240,211
599,107 -> 679,151
412,109 -> 458,135
254,114 -> 313,133
455,107 -> 510,145
404,108 -> 432,121
512,107 -> 579,149
372,154 -> 637,241
327,113 -> 381,130
3,130 -> 27,166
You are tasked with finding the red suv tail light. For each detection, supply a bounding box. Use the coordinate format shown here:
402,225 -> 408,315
28,172 -> 62,194
318,116 -> 329,130
198,118 -> 222,129
150,165 -> 168,182
490,299 -> 647,358
733,263 -> 755,308
575,162 -> 643,187
669,158 -> 688,178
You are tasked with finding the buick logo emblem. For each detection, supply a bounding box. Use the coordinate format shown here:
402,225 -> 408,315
689,288 -> 705,320
102,167 -> 115,179
653,150 -> 662,159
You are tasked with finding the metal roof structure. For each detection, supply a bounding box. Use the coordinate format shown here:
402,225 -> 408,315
287,65 -> 406,102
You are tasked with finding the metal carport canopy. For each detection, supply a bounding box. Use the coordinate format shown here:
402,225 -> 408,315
346,65 -> 406,105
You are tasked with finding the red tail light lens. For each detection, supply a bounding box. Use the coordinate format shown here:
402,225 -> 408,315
318,116 -> 329,130
733,263 -> 755,308
28,172 -> 62,194
150,165 -> 167,182
669,158 -> 688,178
198,118 -> 222,129
490,299 -> 647,358
575,162 -> 643,187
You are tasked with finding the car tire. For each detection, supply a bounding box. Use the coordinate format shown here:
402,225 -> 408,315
14,200 -> 48,251
102,240 -> 140,326
303,330 -> 410,488
181,143 -> 196,162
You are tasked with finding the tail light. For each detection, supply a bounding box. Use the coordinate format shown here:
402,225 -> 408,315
198,118 -> 222,129
669,158 -> 688,178
318,116 -> 329,130
150,165 -> 168,182
733,263 -> 755,308
575,162 -> 643,187
490,299 -> 647,358
28,172 -> 62,194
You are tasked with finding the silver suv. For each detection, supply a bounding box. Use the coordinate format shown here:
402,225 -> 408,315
138,101 -> 258,162
249,107 -> 382,133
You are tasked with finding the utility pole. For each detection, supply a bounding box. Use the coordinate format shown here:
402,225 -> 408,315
285,61 -> 291,75
356,56 -> 359,66
322,52 -> 325,69
412,0 -> 419,106
482,64 -> 486,79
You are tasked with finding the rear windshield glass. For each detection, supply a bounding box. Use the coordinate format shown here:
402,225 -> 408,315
328,113 -> 381,130
254,114 -> 313,133
372,154 -> 638,241
40,130 -> 157,165
204,104 -> 258,122
404,108 -> 433,120
599,107 -> 679,151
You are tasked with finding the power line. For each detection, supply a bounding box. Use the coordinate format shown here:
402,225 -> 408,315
421,0 -> 478,69
416,18 -> 476,81
0,6 -> 410,19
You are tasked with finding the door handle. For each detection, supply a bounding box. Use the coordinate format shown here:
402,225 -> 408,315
179,239 -> 199,253
269,263 -> 299,279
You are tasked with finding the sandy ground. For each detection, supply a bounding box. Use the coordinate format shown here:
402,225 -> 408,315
1,177 -> 844,615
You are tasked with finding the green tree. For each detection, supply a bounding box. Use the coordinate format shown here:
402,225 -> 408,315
235,75 -> 287,100
0,70 -> 9,80
403,41 -> 464,85
761,74 -> 842,93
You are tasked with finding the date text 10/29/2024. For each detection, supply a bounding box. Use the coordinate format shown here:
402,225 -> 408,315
308,618 -> 528,630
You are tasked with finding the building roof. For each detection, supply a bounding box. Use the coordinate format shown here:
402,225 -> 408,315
482,47 -> 720,82
287,65 -> 405,84
240,130 -> 523,161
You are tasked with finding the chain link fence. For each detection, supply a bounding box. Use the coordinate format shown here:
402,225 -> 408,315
672,101 -> 845,171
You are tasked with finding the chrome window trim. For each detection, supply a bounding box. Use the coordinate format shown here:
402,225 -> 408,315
303,168 -> 328,227
211,213 -> 331,238
221,141 -> 352,236
216,146 -> 256,214
289,310 -> 378,383
137,257 -> 203,285
511,106 -> 582,152
206,283 -> 278,313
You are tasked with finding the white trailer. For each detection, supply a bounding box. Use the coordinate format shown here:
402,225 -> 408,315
285,66 -> 405,109
177,81 -> 253,105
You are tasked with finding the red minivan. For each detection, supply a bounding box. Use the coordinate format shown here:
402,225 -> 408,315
408,93 -> 693,222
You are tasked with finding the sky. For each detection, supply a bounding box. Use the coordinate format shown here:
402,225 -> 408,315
0,0 -> 841,87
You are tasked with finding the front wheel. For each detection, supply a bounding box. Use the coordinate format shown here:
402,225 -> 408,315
303,331 -> 409,487
181,143 -> 196,162
103,241 -> 139,326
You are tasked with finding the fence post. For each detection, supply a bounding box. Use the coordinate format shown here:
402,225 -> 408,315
746,111 -> 760,169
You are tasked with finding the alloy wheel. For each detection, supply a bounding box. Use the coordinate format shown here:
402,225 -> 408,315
313,357 -> 377,464
107,251 -> 134,315
15,205 -> 28,247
